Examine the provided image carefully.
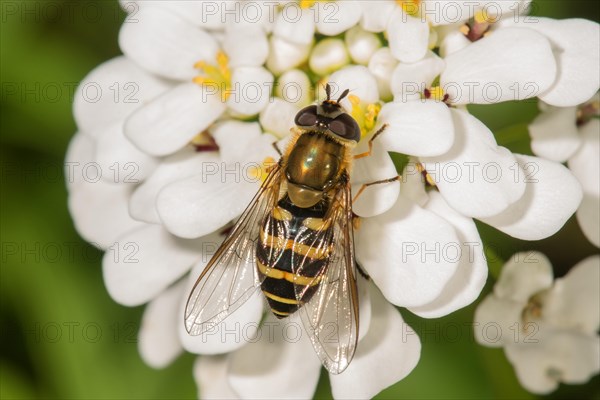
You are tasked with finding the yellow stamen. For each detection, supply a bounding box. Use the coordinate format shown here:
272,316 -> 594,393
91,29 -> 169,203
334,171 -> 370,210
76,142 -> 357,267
299,0 -> 317,8
576,99 -> 599,126
190,131 -> 211,146
416,163 -> 436,187
463,10 -> 495,42
248,157 -> 277,183
474,9 -> 492,24
427,86 -> 446,102
352,216 -> 361,231
348,94 -> 381,139
193,51 -> 231,102
521,291 -> 547,333
396,0 -> 421,16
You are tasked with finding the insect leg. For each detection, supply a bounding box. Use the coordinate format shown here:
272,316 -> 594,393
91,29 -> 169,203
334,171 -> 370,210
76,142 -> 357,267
356,262 -> 370,280
272,141 -> 283,156
353,124 -> 389,160
352,175 -> 401,203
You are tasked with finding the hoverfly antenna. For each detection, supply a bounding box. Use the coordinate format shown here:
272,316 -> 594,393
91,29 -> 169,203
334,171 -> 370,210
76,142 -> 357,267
325,83 -> 332,101
337,89 -> 350,103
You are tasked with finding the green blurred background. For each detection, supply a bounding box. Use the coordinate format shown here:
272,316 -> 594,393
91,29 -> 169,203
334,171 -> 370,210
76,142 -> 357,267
1,1 -> 598,399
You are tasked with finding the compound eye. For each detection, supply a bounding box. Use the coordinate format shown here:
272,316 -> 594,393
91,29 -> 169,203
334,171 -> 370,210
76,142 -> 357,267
329,113 -> 361,142
295,105 -> 318,127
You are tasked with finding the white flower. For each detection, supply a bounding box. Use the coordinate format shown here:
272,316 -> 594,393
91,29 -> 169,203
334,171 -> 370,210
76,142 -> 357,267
67,1 -> 597,398
441,12 -> 600,107
119,4 -> 273,157
308,38 -> 351,75
193,282 -> 421,399
275,69 -> 313,107
529,93 -> 600,247
474,252 -> 600,394
326,62 -> 583,241
344,25 -> 382,65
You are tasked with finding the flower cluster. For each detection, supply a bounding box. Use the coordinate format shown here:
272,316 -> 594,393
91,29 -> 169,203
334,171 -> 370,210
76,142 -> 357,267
67,0 -> 599,398
474,253 -> 600,394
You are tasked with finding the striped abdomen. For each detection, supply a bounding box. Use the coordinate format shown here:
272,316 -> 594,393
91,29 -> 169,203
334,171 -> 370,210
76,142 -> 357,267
256,195 -> 333,318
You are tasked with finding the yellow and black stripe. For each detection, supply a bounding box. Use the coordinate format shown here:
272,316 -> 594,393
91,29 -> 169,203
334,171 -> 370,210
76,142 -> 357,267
257,195 -> 333,318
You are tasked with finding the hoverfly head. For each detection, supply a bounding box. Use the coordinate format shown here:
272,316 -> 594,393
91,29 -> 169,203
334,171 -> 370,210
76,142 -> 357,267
294,84 -> 360,142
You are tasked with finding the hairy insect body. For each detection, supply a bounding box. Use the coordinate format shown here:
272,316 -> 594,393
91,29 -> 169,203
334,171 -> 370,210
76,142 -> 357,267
184,85 -> 363,374
257,130 -> 353,319
257,195 -> 333,318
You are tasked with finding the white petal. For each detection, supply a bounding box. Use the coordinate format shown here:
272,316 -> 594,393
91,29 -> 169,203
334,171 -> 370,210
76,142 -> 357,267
544,255 -> 600,334
504,331 -> 600,394
569,119 -> 600,196
138,280 -> 185,368
273,6 -> 315,45
275,69 -> 312,107
356,196 -> 460,307
266,36 -> 312,76
179,256 -> 264,355
228,315 -> 321,399
387,9 -> 429,63
102,225 -> 208,306
494,251 -> 554,303
481,154 -> 583,240
93,121 -> 159,183
529,105 -> 580,162
118,7 -> 219,80
330,286 -> 421,399
390,51 -> 446,101
368,47 -> 398,101
65,132 -> 95,190
73,56 -> 171,134
223,26 -> 269,68
222,0 -> 276,32
125,83 -> 226,156
194,356 -> 240,400
136,0 -> 227,30
119,0 -> 136,13
441,28 -> 556,104
259,98 -> 298,139
157,172 -> 259,239
356,276 -> 372,341
129,149 -> 220,224
210,121 -> 264,162
68,181 -> 143,249
359,0 -> 395,32
377,100 -> 454,157
400,159 -> 429,207
328,65 -> 379,107
422,109 -> 526,219
345,25 -> 382,65
227,67 -> 274,116
577,194 -> 600,248
409,191 -> 487,318
351,136 -> 400,218
473,295 -> 524,348
507,18 -> 600,107
308,38 -> 351,76
315,0 -> 362,36
439,29 -> 470,57
422,0 -> 473,26
570,120 -> 600,247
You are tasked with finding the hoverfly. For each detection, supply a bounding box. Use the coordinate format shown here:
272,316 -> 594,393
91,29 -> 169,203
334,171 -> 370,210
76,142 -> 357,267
185,84 -> 377,374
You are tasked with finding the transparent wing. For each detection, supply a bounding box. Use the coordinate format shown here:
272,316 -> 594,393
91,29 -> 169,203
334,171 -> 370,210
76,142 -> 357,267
184,163 -> 282,335
294,179 -> 359,374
